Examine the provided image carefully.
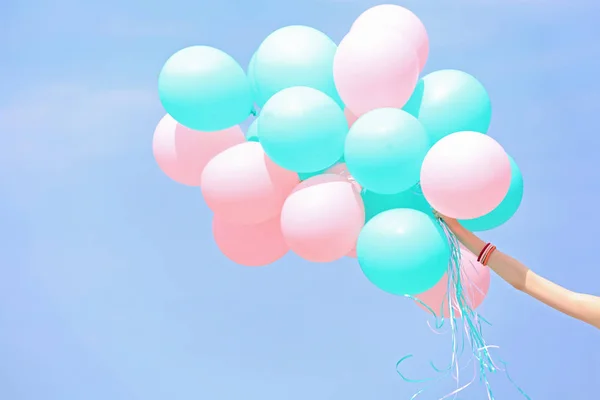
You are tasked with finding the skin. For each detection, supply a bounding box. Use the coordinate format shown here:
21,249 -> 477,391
437,213 -> 600,330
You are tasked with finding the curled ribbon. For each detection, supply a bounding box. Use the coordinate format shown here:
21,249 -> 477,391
398,219 -> 530,400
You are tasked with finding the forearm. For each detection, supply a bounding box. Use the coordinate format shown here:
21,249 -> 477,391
443,218 -> 600,329
444,220 -> 527,289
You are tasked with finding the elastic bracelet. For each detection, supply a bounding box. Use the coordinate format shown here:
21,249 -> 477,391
480,244 -> 495,266
477,243 -> 491,263
482,245 -> 497,266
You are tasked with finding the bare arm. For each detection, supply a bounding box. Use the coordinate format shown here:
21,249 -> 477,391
441,217 -> 600,330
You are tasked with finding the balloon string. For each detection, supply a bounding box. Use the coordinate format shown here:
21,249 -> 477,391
398,218 -> 530,399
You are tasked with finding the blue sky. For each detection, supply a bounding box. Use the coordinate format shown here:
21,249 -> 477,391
1,0 -> 600,399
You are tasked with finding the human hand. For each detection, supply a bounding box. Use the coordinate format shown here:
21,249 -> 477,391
432,210 -> 459,227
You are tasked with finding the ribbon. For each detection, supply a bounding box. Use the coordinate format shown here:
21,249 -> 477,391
398,218 -> 530,399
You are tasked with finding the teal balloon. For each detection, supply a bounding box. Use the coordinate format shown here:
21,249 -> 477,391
258,86 -> 348,173
158,46 -> 253,132
158,46 -> 253,131
247,53 -> 260,104
363,186 -> 433,222
460,156 -> 524,231
246,119 -> 259,142
345,108 -> 431,194
357,208 -> 449,296
298,168 -> 327,181
251,26 -> 343,108
298,158 -> 345,181
403,69 -> 492,144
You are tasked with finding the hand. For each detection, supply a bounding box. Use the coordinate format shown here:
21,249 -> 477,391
432,210 -> 459,227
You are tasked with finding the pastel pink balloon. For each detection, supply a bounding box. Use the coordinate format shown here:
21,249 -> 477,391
281,174 -> 365,263
324,164 -> 362,258
153,114 -> 245,186
325,162 -> 362,192
420,131 -> 511,219
334,29 -> 420,116
292,173 -> 343,192
212,215 -> 288,267
350,4 -> 429,70
201,142 -> 299,224
416,245 -> 490,318
344,108 -> 358,127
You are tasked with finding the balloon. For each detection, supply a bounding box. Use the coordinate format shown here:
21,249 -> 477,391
212,215 -> 288,267
297,157 -> 345,181
324,163 -> 362,258
246,118 -> 259,142
298,169 -> 327,181
345,108 -> 430,194
357,208 -> 449,296
334,28 -> 419,116
362,185 -> 432,222
152,114 -> 245,186
460,155 -> 524,231
403,70 -> 492,144
420,131 -> 511,219
201,142 -> 299,224
158,46 -> 253,132
326,162 -> 351,176
326,162 -> 362,191
350,4 -> 429,70
344,108 -> 358,127
281,174 -> 365,263
416,245 -> 490,318
247,53 -> 260,103
258,86 -> 348,173
251,26 -> 342,107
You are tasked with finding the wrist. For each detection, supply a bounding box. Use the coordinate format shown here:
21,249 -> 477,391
442,216 -> 460,228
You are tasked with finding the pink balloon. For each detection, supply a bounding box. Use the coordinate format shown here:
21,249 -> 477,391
325,162 -> 362,192
344,108 -> 358,127
212,215 -> 288,267
324,163 -> 362,258
281,174 -> 365,263
153,114 -> 245,186
334,29 -> 420,116
201,142 -> 299,224
292,173 -> 342,192
416,245 -> 490,318
350,5 -> 429,71
420,131 -> 511,219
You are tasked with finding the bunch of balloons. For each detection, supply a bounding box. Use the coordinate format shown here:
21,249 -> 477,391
153,4 -> 524,314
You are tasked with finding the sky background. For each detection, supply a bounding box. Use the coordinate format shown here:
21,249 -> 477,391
1,0 -> 600,399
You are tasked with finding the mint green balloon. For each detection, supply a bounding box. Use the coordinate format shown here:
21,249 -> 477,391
246,119 -> 259,142
460,156 -> 523,231
298,157 -> 345,180
357,208 -> 449,296
403,70 -> 492,144
158,46 -> 253,132
363,185 -> 433,222
258,86 -> 348,173
247,53 -> 260,103
345,108 -> 431,194
298,169 -> 326,181
251,26 -> 343,108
